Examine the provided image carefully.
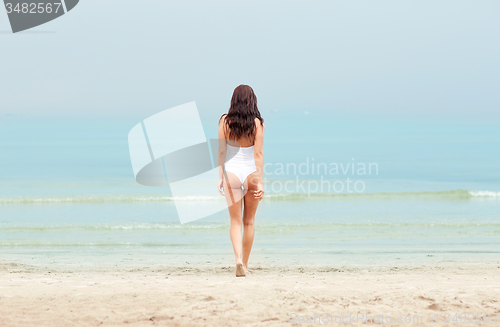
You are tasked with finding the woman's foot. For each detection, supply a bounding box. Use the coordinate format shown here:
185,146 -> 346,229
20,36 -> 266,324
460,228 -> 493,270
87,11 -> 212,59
236,263 -> 245,277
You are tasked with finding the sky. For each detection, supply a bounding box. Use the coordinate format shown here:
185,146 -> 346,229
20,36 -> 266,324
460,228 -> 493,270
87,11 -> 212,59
1,0 -> 499,122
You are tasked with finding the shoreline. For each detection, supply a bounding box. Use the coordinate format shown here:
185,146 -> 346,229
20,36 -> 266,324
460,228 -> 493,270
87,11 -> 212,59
2,259 -> 500,274
1,245 -> 499,270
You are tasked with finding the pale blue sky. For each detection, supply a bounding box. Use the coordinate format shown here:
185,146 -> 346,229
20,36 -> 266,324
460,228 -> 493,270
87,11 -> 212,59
1,0 -> 499,121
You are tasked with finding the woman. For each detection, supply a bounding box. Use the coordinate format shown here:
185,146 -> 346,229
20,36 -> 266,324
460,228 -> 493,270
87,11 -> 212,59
218,85 -> 265,277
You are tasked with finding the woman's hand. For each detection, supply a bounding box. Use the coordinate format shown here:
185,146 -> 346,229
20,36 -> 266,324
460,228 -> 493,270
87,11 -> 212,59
253,183 -> 264,201
218,178 -> 224,196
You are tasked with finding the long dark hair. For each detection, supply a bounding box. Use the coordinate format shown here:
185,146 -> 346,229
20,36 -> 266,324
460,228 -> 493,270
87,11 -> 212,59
221,84 -> 264,142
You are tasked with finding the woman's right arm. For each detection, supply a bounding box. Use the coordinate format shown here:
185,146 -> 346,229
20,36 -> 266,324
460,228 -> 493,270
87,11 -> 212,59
253,118 -> 265,200
217,116 -> 227,195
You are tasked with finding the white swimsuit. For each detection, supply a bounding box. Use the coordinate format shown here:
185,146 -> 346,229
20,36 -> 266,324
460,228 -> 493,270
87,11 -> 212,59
224,144 -> 257,184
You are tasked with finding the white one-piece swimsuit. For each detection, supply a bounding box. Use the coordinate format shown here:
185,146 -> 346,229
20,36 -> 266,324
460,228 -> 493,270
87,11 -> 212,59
224,144 -> 257,184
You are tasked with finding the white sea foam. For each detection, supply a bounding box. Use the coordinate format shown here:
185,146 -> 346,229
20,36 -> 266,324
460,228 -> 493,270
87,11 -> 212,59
469,191 -> 500,197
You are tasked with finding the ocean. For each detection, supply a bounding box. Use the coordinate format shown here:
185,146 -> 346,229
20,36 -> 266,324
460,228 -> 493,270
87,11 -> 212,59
0,112 -> 499,268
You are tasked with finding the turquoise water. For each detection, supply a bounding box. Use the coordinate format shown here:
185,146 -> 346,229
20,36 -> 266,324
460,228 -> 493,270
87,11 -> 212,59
0,113 -> 499,265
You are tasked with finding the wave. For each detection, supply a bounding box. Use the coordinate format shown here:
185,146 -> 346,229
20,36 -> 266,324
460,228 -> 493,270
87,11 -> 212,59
0,222 -> 227,231
265,190 -> 500,201
1,221 -> 499,232
0,190 -> 498,205
469,191 -> 500,197
0,194 -> 222,204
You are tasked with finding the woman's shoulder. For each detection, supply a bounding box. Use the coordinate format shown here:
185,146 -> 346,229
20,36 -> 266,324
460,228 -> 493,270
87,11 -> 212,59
254,117 -> 264,128
219,114 -> 227,124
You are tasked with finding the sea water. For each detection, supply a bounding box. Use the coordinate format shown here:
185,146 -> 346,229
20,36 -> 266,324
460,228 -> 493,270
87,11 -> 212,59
0,112 -> 499,268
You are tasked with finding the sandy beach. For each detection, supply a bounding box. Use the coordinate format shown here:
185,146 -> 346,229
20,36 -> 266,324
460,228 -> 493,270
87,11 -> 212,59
1,261 -> 499,326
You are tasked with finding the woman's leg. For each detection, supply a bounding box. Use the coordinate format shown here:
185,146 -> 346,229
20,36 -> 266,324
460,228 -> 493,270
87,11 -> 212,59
223,172 -> 244,265
242,171 -> 261,269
